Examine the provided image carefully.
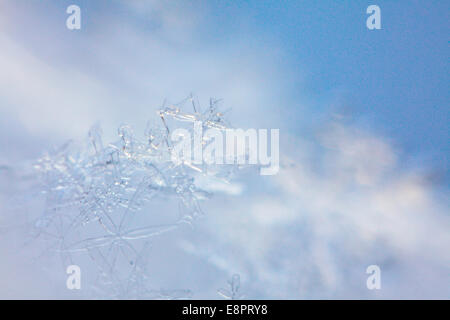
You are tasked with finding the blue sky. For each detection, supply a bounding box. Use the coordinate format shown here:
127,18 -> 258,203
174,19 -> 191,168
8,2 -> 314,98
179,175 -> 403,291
4,1 -> 449,161
204,0 -> 449,173
0,1 -> 449,299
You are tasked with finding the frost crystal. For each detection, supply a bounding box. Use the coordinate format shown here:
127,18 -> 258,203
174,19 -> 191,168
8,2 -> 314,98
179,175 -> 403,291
217,274 -> 245,300
31,98 -> 243,298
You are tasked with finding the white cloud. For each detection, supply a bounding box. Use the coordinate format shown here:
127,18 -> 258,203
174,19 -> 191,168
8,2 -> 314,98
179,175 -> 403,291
184,122 -> 450,298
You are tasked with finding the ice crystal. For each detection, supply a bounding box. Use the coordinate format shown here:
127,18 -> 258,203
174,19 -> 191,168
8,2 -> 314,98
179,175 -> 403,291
217,274 -> 245,300
30,97 -> 243,298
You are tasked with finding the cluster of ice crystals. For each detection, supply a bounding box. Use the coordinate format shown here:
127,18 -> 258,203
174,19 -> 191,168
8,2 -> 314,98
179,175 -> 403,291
32,98 -> 241,299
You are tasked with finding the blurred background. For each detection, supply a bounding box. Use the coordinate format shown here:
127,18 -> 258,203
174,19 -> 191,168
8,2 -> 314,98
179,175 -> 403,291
0,0 -> 448,299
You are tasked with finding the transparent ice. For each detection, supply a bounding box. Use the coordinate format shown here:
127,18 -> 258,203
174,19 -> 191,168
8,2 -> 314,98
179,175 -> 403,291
217,274 -> 245,300
27,97 -> 247,299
